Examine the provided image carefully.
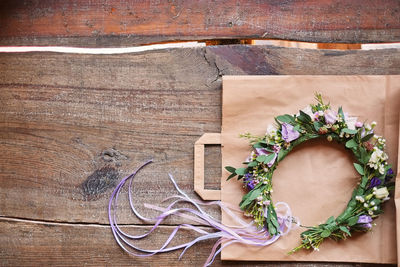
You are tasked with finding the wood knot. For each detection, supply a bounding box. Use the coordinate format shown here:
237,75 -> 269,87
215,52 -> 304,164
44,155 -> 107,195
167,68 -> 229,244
82,166 -> 119,199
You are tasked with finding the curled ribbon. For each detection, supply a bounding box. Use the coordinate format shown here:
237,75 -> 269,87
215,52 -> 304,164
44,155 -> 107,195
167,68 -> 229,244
108,160 -> 300,266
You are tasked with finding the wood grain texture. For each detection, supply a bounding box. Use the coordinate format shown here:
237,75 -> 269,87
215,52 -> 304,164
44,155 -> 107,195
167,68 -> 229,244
0,219 -> 392,267
1,45 -> 400,266
1,0 -> 400,46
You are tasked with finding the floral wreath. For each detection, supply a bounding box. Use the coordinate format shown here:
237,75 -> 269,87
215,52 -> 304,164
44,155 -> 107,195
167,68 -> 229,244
225,94 -> 395,252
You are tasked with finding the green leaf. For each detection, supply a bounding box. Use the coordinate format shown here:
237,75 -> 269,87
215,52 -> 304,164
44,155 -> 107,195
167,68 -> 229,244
313,121 -> 322,131
345,139 -> 358,148
353,163 -> 365,175
348,216 -> 359,226
361,133 -> 374,142
293,124 -> 301,132
235,168 -> 247,176
342,128 -> 358,135
359,147 -> 369,164
247,161 -> 258,167
339,226 -> 351,236
256,155 -> 267,163
253,142 -> 264,148
320,229 -> 331,238
239,188 -> 261,209
276,114 -> 295,124
268,222 -> 277,236
277,149 -> 289,162
268,205 -> 280,229
263,153 -> 276,164
326,216 -> 335,224
298,110 -> 312,123
338,106 -> 345,121
226,173 -> 237,180
225,166 -> 236,173
274,117 -> 282,127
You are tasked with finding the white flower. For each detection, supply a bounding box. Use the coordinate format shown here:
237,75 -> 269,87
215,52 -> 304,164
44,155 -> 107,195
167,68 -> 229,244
379,164 -> 385,175
375,187 -> 389,199
345,116 -> 358,130
266,125 -> 277,137
368,148 -> 388,171
301,105 -> 314,118
368,210 -> 374,215
371,121 -> 377,128
318,110 -> 324,116
355,196 -> 365,203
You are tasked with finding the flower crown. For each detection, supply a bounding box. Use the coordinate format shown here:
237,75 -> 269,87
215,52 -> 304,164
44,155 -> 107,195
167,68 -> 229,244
225,93 -> 394,252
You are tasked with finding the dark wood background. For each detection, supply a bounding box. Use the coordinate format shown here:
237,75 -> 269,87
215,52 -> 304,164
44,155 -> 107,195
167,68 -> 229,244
1,1 -> 399,266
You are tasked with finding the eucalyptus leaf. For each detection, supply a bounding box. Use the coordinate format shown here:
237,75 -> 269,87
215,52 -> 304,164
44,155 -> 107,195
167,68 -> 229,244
253,142 -> 264,148
226,173 -> 237,180
247,161 -> 258,167
268,222 -> 277,236
353,163 -> 365,175
347,216 -> 359,226
342,128 -> 358,135
359,147 -> 369,164
264,153 -> 276,164
239,188 -> 261,209
256,155 -> 267,163
313,121 -> 322,131
277,149 -> 289,162
225,166 -> 236,173
235,168 -> 247,176
326,216 -> 335,224
320,229 -> 331,238
345,139 -> 358,148
276,114 -> 295,124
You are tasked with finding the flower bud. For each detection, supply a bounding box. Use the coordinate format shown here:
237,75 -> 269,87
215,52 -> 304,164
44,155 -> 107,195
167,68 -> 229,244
327,135 -> 333,142
318,127 -> 328,135
375,187 -> 389,199
331,125 -> 338,131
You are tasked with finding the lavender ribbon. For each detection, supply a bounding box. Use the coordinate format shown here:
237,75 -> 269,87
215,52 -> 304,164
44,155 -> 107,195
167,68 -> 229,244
108,160 -> 299,266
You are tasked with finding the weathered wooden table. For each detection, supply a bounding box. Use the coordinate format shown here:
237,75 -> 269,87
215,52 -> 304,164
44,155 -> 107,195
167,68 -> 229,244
1,1 -> 399,266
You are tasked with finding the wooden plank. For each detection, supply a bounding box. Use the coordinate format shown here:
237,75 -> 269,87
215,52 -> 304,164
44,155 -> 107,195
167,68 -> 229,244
2,46 -> 400,226
1,0 -> 400,46
0,219 -> 388,267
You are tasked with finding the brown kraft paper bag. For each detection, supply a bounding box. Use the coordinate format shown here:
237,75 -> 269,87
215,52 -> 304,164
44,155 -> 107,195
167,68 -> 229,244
221,75 -> 400,263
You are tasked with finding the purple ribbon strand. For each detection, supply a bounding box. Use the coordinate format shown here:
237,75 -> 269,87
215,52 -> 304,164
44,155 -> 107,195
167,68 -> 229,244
108,160 -> 299,266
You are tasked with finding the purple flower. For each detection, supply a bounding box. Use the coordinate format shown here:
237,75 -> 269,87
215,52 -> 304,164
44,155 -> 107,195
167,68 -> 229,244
361,128 -> 373,138
312,112 -> 320,121
385,168 -> 394,184
324,110 -> 337,124
244,173 -> 255,190
281,123 -> 300,143
360,223 -> 372,229
368,177 -> 382,189
255,148 -> 277,167
357,215 -> 372,224
255,148 -> 269,156
355,121 -> 363,128
273,145 -> 281,153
